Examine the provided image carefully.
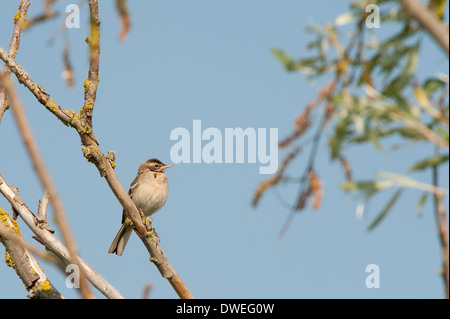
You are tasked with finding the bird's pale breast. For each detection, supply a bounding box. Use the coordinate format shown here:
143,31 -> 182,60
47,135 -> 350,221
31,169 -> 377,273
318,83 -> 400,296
132,172 -> 169,217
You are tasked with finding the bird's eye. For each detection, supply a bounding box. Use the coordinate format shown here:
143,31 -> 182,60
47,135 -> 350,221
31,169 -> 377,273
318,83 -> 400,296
154,164 -> 159,168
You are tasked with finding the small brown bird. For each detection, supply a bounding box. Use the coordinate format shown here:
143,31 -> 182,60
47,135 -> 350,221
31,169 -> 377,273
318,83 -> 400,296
108,158 -> 173,255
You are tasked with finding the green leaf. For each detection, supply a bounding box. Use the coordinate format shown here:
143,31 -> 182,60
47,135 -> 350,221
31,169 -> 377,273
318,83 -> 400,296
368,189 -> 403,231
396,127 -> 426,140
330,117 -> 352,159
416,192 -> 428,215
380,25 -> 416,50
271,48 -> 296,71
436,128 -> 449,142
340,180 -> 393,199
409,154 -> 449,171
383,43 -> 420,97
306,36 -> 323,50
368,128 -> 383,151
423,78 -> 444,95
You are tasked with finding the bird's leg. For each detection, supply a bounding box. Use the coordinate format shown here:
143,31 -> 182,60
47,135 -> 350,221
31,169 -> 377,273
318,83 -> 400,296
140,210 -> 160,242
124,216 -> 134,228
139,209 -> 152,229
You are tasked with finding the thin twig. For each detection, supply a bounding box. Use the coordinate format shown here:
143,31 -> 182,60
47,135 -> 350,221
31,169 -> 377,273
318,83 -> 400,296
116,0 -> 131,41
36,190 -> 55,233
432,152 -> 449,298
37,191 -> 50,224
81,0 -> 100,127
0,46 -> 81,127
276,11 -> 368,238
277,83 -> 337,239
275,13 -> 367,238
0,0 -> 30,124
142,283 -> 153,299
23,11 -> 59,30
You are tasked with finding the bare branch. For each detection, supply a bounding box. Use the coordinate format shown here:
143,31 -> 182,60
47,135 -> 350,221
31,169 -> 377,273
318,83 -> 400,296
0,46 -> 100,154
399,0 -> 449,54
0,73 -> 94,299
36,191 -> 50,225
0,173 -> 125,299
116,0 -> 131,41
36,190 -> 55,233
80,0 -> 100,127
23,11 -> 59,30
0,0 -> 30,124
0,208 -> 63,299
0,47 -> 78,125
0,2 -> 193,297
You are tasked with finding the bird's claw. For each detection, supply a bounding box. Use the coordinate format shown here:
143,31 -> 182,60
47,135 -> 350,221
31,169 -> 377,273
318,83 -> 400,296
140,211 -> 160,242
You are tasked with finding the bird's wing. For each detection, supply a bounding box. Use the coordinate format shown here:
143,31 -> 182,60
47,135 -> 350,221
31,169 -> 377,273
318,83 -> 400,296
121,175 -> 139,224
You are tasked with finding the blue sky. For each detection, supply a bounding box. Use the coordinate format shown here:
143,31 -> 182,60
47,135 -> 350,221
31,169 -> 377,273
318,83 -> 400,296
0,1 -> 448,298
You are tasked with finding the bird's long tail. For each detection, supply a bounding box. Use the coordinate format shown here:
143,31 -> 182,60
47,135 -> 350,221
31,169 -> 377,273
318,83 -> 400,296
108,223 -> 132,256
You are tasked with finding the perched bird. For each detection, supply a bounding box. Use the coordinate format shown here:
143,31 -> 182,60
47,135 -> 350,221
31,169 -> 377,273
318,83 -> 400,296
108,158 -> 173,255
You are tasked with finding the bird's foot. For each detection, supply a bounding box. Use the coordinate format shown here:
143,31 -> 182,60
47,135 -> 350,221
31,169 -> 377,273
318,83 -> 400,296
144,226 -> 160,242
140,211 -> 160,242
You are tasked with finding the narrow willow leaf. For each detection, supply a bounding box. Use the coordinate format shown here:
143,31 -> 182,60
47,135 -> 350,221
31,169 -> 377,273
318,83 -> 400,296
306,37 -> 322,50
272,48 -> 296,71
335,12 -> 355,26
375,171 -> 419,185
375,171 -> 448,195
397,127 -> 426,140
404,43 -> 420,76
409,154 -> 449,171
368,189 -> 403,231
436,128 -> 449,142
330,117 -> 352,159
416,192 -> 428,216
340,180 -> 393,199
368,128 -> 383,151
423,78 -> 444,95
383,44 -> 420,96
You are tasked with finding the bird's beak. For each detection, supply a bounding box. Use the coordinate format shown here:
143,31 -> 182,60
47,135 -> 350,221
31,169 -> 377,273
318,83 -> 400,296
164,164 -> 174,169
